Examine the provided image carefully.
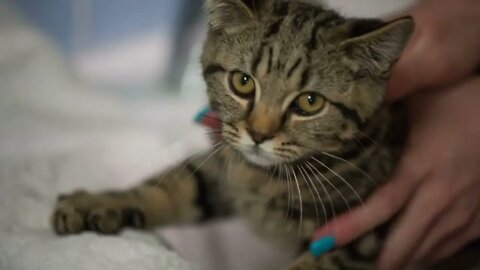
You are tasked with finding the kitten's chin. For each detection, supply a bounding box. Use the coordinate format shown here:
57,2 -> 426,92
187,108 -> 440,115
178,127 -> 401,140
239,147 -> 278,167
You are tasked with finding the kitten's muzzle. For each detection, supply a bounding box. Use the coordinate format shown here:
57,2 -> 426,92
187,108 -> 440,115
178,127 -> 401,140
246,128 -> 273,145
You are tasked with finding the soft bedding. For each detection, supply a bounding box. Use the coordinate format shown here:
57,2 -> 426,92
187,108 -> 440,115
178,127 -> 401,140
0,3 -> 203,270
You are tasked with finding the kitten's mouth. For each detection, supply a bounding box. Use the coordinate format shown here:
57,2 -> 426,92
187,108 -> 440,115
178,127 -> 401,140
238,145 -> 278,167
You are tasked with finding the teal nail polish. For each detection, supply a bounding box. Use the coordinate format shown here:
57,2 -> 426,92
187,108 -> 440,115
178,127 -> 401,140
310,236 -> 336,257
194,106 -> 212,123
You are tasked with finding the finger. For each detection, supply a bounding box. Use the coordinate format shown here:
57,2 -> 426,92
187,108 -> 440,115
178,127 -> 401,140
376,178 -> 452,270
312,159 -> 420,247
427,221 -> 480,264
410,197 -> 478,264
421,208 -> 480,264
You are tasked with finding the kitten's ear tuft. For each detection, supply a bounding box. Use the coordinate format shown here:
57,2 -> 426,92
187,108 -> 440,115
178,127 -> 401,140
341,17 -> 414,77
206,0 -> 271,32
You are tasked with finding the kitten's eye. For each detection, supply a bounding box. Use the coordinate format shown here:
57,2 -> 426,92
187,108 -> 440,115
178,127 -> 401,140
292,92 -> 326,116
229,71 -> 255,98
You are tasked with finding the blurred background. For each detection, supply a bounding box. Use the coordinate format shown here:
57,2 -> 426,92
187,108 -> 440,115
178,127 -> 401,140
0,1 -> 416,270
10,0 -> 207,96
8,0 -> 414,95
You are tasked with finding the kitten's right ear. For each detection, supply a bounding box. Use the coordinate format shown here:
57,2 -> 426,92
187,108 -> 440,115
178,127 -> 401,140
340,17 -> 415,78
206,0 -> 271,33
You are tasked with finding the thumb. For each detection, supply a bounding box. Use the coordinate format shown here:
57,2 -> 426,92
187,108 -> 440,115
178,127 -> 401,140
312,160 -> 419,247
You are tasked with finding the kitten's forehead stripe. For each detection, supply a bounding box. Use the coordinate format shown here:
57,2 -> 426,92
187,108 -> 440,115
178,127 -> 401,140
299,69 -> 310,89
286,58 -> 302,78
307,12 -> 341,51
254,44 -> 274,77
307,21 -> 323,51
251,42 -> 267,75
267,47 -> 273,74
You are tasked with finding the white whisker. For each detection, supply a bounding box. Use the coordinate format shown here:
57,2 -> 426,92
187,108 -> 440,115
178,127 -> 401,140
290,166 -> 303,234
357,131 -> 381,147
283,164 -> 293,219
305,161 -> 340,225
185,142 -> 225,181
298,165 -> 327,226
221,146 -> 235,183
311,157 -> 364,206
320,151 -> 377,185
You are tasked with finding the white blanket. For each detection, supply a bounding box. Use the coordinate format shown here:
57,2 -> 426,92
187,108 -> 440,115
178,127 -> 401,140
0,4 -> 205,270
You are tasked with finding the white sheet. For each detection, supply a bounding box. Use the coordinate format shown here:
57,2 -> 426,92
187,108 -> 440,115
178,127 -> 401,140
0,4 -> 205,270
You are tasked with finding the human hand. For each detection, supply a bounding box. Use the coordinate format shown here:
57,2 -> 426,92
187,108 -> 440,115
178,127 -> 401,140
387,0 -> 480,101
312,75 -> 480,270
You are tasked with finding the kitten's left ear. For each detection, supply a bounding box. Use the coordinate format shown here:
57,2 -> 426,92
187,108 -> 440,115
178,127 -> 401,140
206,0 -> 273,33
340,17 -> 415,78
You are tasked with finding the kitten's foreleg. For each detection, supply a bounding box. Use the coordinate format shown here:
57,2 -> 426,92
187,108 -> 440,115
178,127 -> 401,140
51,153 -> 230,235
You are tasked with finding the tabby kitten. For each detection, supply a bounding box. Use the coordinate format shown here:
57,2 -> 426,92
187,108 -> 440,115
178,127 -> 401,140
52,0 -> 414,269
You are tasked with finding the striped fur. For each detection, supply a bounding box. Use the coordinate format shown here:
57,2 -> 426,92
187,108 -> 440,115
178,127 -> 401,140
50,1 -> 480,270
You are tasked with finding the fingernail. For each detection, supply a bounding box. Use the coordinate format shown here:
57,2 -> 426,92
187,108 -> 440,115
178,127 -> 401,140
194,106 -> 212,123
310,236 -> 336,257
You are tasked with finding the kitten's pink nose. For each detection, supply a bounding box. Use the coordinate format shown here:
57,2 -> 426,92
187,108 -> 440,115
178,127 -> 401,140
247,128 -> 273,145
246,104 -> 280,145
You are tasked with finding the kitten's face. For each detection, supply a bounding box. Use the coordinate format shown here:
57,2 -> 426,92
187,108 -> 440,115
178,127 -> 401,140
202,0 -> 413,167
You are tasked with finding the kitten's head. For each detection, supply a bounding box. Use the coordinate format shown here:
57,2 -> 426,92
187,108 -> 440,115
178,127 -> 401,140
201,0 -> 413,167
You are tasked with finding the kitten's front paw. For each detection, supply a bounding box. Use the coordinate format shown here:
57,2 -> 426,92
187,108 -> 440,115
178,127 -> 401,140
51,190 -> 144,235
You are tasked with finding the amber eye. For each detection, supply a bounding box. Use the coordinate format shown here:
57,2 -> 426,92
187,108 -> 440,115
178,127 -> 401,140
292,92 -> 326,116
229,71 -> 255,98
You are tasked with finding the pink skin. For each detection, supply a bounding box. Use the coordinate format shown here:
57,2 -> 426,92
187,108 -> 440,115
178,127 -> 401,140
313,0 -> 480,269
387,0 -> 480,101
